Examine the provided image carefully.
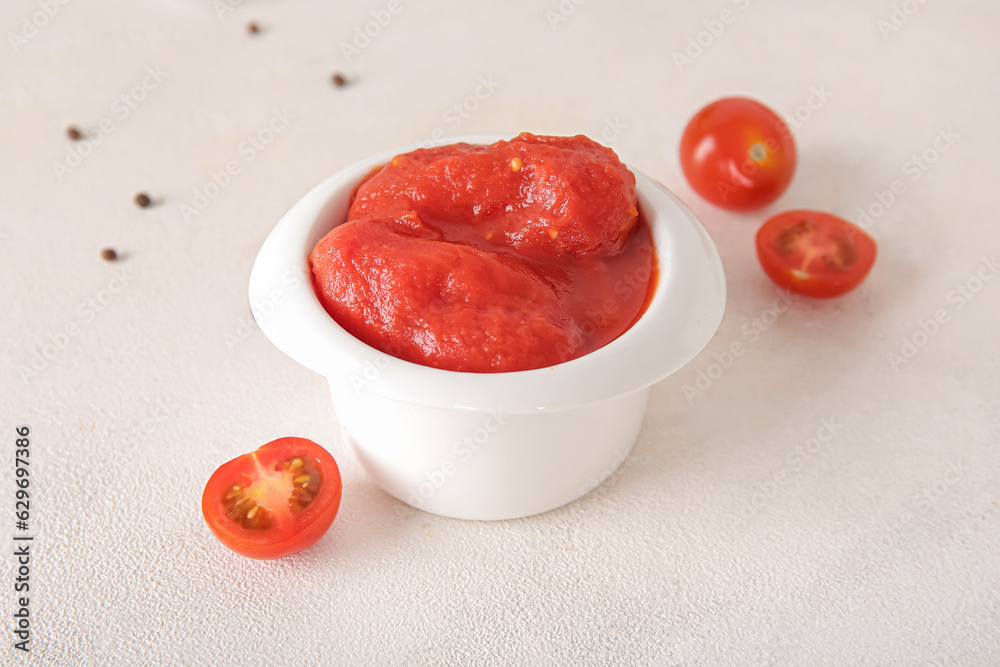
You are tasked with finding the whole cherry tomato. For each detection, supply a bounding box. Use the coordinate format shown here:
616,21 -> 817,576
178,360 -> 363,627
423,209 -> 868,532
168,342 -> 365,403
680,97 -> 796,211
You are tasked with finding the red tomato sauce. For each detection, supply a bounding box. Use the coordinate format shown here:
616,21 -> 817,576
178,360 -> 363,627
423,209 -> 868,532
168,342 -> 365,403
309,133 -> 657,373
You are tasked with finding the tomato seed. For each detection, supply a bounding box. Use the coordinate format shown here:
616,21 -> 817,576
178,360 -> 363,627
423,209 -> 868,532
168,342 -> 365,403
829,237 -> 858,268
776,220 -> 813,254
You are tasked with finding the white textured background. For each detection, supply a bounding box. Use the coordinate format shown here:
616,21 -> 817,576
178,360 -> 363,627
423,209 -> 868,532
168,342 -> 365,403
2,1 -> 999,665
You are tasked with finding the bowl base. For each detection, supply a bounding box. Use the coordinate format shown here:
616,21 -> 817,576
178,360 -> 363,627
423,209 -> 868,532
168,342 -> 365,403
333,384 -> 650,521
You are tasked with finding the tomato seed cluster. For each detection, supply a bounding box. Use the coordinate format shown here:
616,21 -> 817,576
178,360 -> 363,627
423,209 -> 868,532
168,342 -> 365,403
222,456 -> 322,530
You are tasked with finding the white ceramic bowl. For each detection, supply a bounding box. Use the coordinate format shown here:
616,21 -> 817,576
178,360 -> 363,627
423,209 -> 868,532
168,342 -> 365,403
249,134 -> 726,521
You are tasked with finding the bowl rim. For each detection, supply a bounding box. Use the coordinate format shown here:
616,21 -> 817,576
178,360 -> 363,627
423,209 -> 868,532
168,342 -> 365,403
249,133 -> 727,413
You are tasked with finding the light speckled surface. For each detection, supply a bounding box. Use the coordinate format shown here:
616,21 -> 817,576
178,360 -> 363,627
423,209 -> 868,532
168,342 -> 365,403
2,1 -> 998,665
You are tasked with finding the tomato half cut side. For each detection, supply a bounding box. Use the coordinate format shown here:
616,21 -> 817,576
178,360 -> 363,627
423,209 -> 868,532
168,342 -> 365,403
202,437 -> 342,559
679,97 -> 797,211
756,210 -> 877,298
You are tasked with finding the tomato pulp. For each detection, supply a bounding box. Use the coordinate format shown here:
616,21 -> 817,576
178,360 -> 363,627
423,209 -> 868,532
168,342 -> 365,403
202,437 -> 342,559
756,210 -> 877,298
679,97 -> 796,211
309,133 -> 658,373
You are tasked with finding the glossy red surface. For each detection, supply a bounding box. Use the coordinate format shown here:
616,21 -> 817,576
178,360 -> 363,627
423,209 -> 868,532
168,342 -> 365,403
309,133 -> 657,372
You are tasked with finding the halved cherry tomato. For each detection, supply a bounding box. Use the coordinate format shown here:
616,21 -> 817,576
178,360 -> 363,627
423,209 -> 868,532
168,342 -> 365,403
756,210 -> 877,298
202,437 -> 342,559
679,97 -> 796,211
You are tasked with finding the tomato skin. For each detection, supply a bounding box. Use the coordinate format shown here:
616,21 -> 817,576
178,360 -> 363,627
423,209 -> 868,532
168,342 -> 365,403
679,97 -> 796,211
202,437 -> 342,559
756,210 -> 877,298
